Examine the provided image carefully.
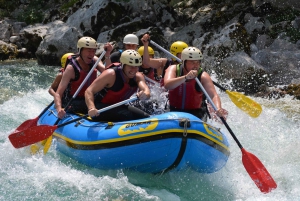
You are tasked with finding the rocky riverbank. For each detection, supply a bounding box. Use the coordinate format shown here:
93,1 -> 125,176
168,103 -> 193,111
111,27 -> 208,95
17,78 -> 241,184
1,0 -> 300,99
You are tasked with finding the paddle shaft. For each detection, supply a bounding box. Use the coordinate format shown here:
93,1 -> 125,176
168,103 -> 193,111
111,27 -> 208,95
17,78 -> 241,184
54,50 -> 106,125
149,40 -> 182,63
212,81 -> 227,92
150,40 -> 232,91
196,78 -> 277,193
150,40 -> 225,90
151,39 -> 275,192
150,39 -> 262,118
195,78 -> 243,148
38,101 -> 55,118
144,75 -> 158,85
8,97 -> 138,149
70,50 -> 106,102
56,96 -> 138,128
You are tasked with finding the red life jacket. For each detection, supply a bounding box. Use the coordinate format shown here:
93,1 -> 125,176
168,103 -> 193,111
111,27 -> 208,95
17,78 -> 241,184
101,66 -> 138,104
68,57 -> 97,97
169,64 -> 203,110
139,66 -> 162,82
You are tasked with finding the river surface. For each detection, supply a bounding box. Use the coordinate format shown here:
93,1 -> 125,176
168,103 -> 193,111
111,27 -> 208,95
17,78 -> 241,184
0,60 -> 299,201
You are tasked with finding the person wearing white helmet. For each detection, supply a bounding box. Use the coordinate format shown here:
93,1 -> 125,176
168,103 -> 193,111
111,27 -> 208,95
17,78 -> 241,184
85,49 -> 150,122
105,33 -> 139,65
164,46 -> 227,121
54,37 -> 112,119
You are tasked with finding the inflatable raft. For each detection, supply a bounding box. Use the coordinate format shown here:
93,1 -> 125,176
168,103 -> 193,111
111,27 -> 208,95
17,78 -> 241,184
38,105 -> 230,174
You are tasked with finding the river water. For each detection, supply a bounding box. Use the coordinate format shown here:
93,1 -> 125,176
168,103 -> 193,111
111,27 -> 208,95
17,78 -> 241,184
0,60 -> 299,201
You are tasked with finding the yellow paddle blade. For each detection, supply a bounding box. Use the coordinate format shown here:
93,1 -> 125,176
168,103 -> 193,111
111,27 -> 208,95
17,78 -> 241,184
43,135 -> 53,154
30,144 -> 41,155
226,90 -> 262,118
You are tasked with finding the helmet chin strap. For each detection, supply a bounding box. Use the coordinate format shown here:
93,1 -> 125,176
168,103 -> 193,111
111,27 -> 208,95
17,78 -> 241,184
78,48 -> 85,63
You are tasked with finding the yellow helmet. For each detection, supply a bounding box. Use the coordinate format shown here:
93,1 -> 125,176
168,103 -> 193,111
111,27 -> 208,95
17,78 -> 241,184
61,53 -> 74,68
170,41 -> 188,60
120,50 -> 142,66
137,46 -> 154,56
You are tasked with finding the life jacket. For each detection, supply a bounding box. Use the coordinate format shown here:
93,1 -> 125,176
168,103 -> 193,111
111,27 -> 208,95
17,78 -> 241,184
105,62 -> 122,70
168,64 -> 204,110
65,56 -> 97,99
97,65 -> 138,104
139,66 -> 161,81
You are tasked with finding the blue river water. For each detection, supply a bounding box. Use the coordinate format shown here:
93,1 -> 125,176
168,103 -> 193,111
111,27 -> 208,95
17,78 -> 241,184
0,60 -> 299,200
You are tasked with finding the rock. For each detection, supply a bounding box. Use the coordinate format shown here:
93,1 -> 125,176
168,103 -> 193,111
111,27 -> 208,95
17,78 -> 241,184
0,19 -> 12,43
0,40 -> 18,60
17,48 -> 29,58
1,0 -> 300,100
35,21 -> 81,66
256,34 -> 273,50
252,38 -> 300,85
284,84 -> 300,100
193,23 -> 251,74
9,36 -> 20,44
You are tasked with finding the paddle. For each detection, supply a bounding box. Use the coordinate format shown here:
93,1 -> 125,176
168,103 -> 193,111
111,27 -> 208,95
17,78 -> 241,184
9,96 -> 138,149
149,40 -> 262,117
11,100 -> 54,133
54,50 -> 107,125
212,81 -> 262,118
8,50 -> 106,150
195,78 -> 276,193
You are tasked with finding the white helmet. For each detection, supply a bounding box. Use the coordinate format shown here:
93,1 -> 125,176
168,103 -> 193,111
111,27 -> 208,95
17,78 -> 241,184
77,37 -> 97,53
120,50 -> 142,66
181,47 -> 203,63
123,34 -> 139,45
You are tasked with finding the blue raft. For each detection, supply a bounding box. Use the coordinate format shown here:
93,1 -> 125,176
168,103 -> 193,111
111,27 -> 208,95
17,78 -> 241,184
38,105 -> 230,174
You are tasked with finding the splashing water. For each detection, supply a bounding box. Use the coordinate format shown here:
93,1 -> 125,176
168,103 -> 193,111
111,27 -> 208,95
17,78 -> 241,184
131,80 -> 168,115
1,61 -> 300,200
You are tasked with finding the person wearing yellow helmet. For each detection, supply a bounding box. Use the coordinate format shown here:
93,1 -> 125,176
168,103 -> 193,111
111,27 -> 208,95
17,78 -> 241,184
170,41 -> 188,61
61,53 -> 74,68
137,46 -> 163,81
137,46 -> 155,56
164,46 -> 227,121
140,34 -> 186,85
54,37 -> 112,119
48,53 -> 75,97
85,49 -> 150,122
